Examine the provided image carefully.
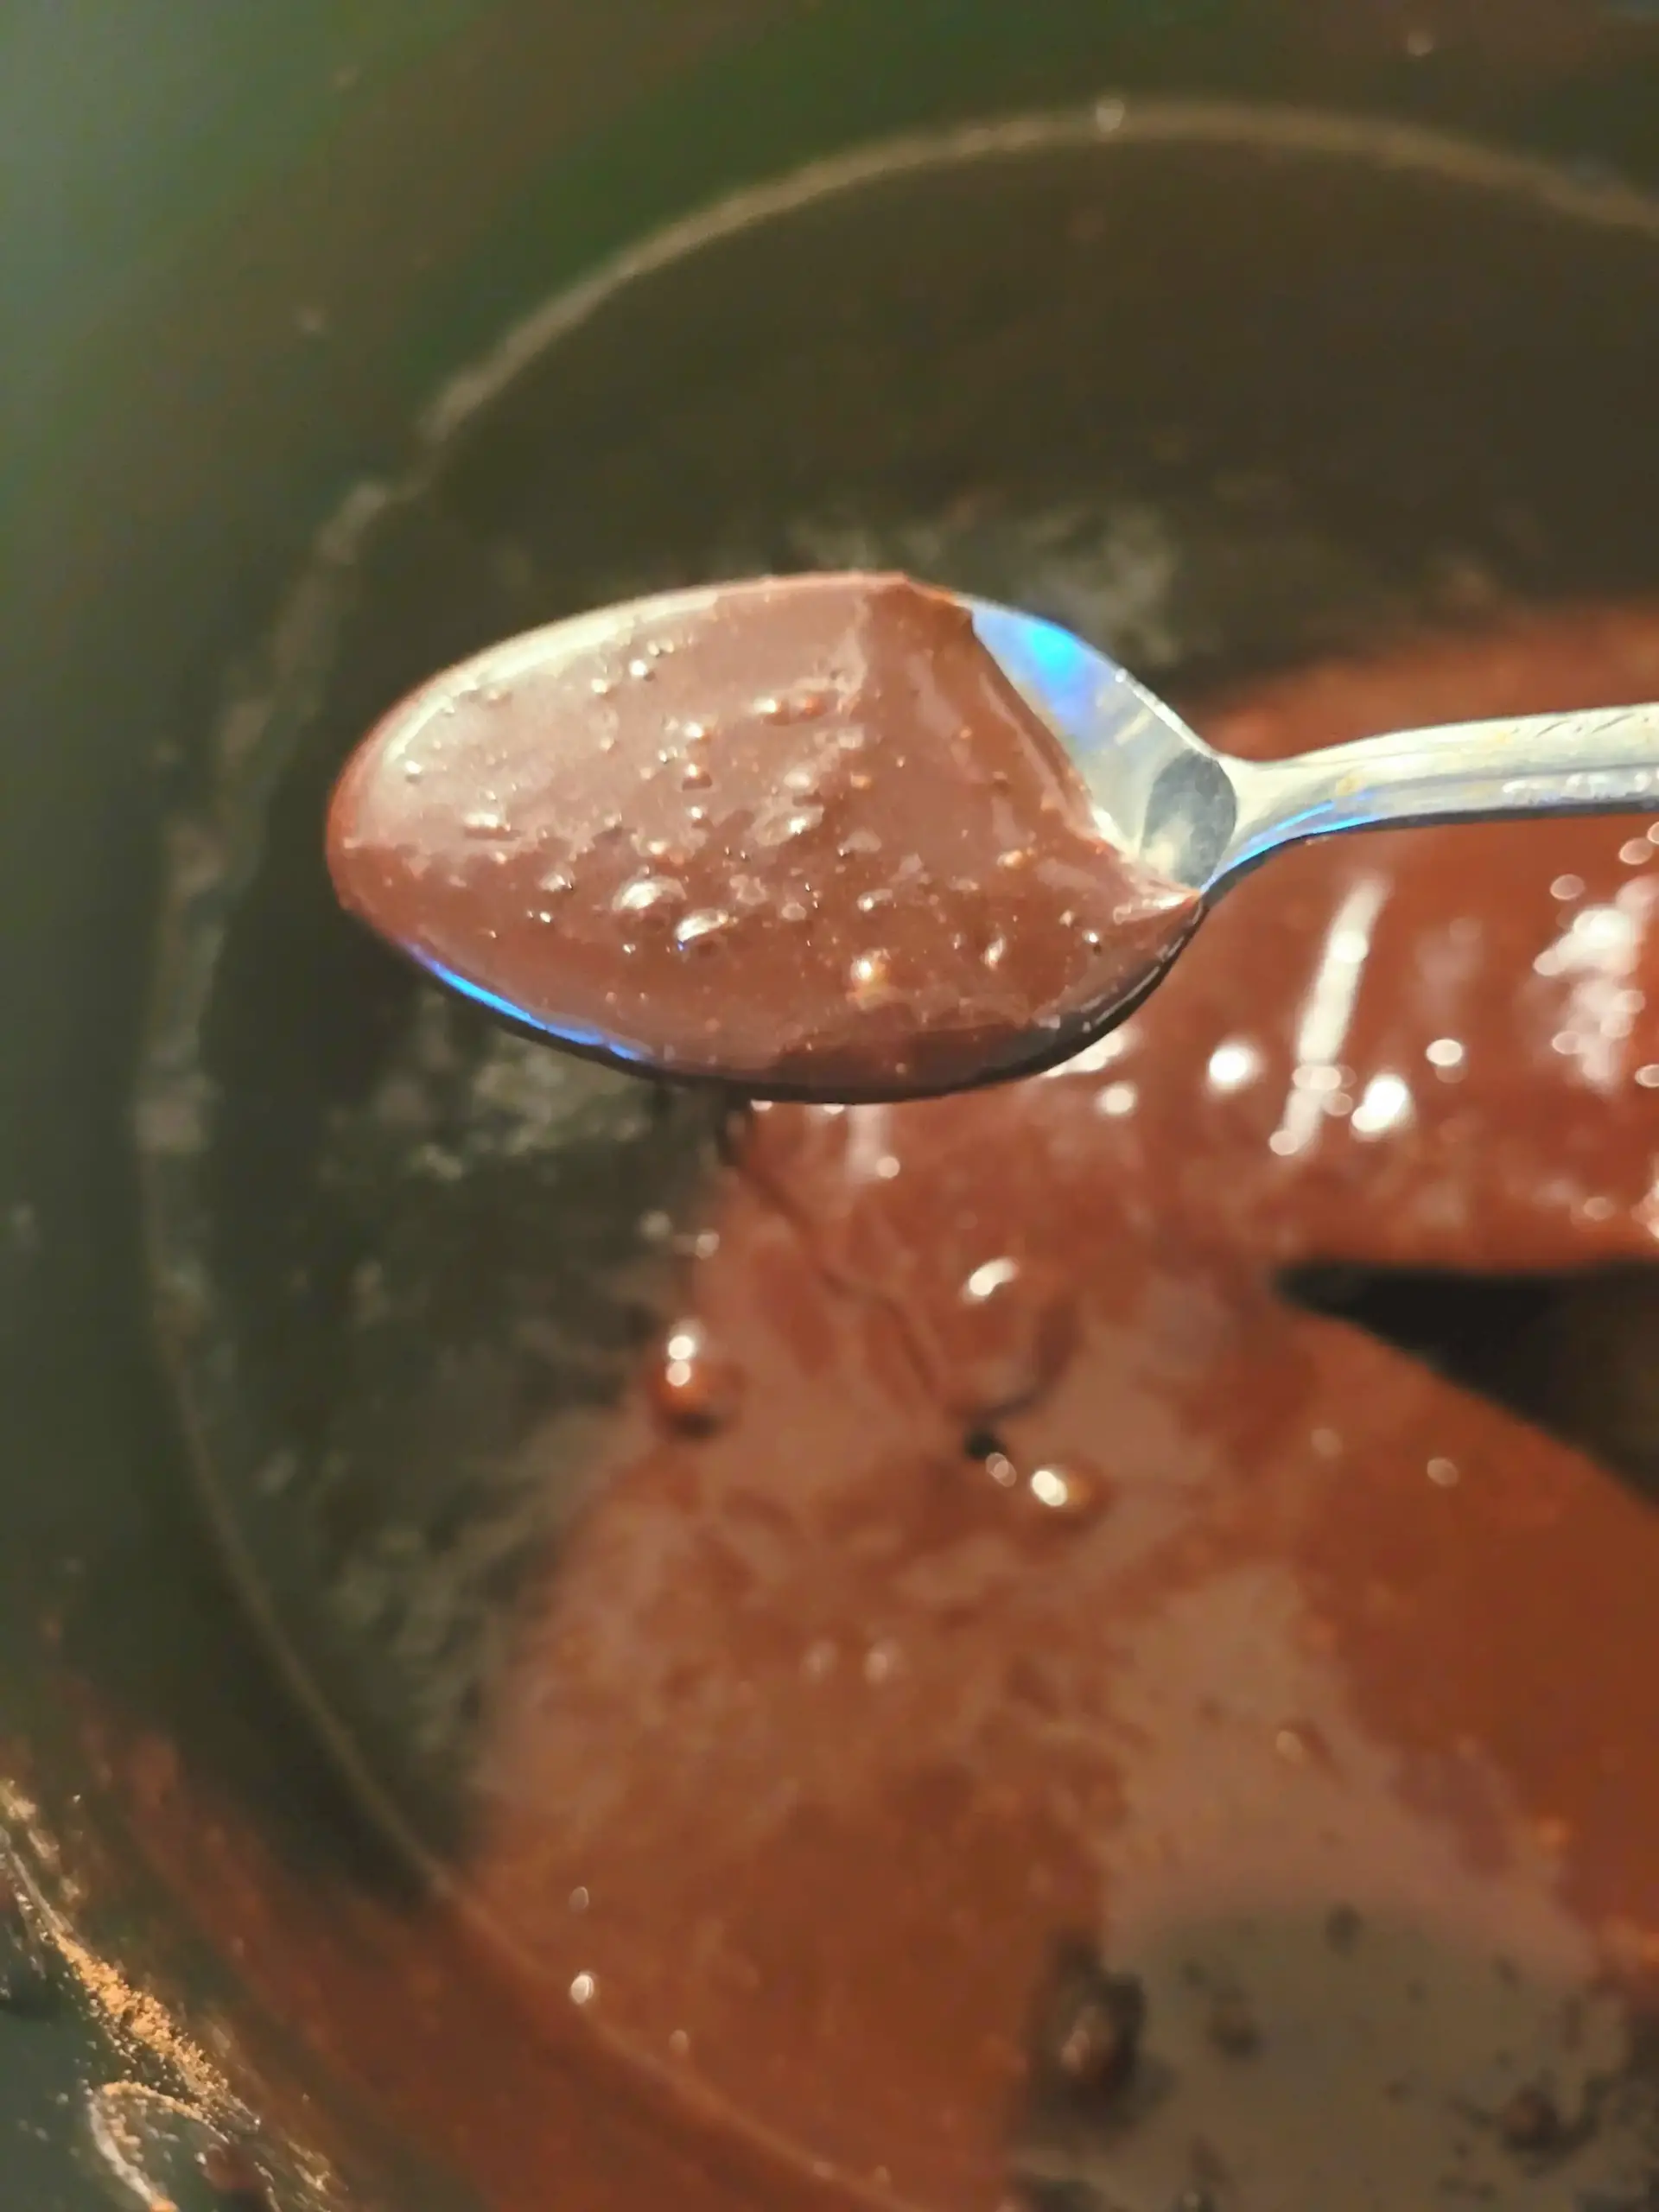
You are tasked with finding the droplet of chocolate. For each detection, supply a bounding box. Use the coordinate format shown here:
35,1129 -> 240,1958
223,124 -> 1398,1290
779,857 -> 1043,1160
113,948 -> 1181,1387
200,2138 -> 273,2205
1022,1459 -> 1110,1526
675,908 -> 734,950
613,874 -> 683,917
1026,1939 -> 1147,2116
651,1319 -> 744,1433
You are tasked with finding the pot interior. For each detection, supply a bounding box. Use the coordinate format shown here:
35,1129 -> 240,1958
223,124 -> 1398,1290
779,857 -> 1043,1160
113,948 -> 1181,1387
134,105 -> 1659,2211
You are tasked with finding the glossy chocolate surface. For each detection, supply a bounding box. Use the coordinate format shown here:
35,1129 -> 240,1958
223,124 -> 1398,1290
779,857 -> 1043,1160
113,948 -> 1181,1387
458,604 -> 1659,2207
327,575 -> 1198,1096
149,604 -> 1659,2212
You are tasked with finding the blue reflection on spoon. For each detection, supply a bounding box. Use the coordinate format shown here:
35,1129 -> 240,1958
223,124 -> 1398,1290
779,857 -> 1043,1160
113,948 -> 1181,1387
410,950 -> 642,1062
969,602 -> 1110,741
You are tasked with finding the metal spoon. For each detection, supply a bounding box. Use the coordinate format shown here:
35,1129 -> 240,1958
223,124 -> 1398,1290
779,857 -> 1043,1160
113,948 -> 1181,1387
330,577 -> 1659,1101
972,597 -> 1659,907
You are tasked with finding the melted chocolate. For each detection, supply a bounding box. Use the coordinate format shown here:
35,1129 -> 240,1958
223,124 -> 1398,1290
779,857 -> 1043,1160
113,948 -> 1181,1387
327,574 -> 1198,1096
149,606 -> 1659,2212
452,603 -> 1659,2209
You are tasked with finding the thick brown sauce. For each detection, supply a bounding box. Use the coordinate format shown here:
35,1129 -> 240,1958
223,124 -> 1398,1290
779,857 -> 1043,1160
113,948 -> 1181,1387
461,601 -> 1659,2204
133,604 -> 1659,2212
327,574 -> 1198,1096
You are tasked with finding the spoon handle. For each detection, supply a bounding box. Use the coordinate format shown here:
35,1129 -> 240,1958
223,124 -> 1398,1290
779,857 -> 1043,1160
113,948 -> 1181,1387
1224,700 -> 1659,880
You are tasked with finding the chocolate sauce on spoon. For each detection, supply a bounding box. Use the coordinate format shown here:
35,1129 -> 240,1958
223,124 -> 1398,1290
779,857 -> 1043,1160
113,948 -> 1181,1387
327,573 -> 1200,1096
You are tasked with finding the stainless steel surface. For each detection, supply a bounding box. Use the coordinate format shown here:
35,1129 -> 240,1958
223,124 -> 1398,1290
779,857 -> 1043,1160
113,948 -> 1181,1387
981,594 -> 1659,1001
1223,701 -> 1659,878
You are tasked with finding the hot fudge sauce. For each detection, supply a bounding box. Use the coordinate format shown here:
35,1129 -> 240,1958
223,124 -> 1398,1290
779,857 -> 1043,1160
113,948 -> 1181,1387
176,601 -> 1659,2212
447,602 -> 1659,2209
327,574 -> 1199,1096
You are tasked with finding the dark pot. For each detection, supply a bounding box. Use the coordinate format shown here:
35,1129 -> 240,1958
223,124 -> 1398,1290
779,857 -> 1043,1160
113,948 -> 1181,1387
5,6 -> 1659,2208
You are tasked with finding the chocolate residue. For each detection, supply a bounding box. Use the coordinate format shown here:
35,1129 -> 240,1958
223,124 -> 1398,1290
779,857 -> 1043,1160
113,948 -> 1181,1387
1496,2082 -> 1564,2157
1026,1941 -> 1147,2117
448,602 -> 1659,2209
327,574 -> 1198,1096
126,606 -> 1659,2212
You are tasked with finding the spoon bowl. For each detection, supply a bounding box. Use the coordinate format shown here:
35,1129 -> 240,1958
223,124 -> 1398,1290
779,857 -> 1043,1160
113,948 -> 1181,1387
329,574 -> 1659,1102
